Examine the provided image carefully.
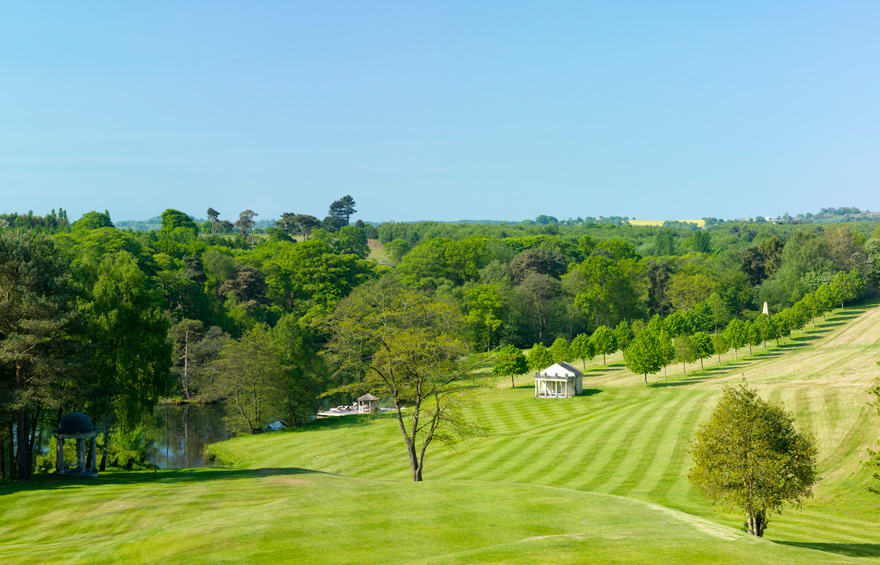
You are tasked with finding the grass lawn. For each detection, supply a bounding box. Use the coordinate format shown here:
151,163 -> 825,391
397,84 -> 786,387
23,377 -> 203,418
3,300 -> 880,563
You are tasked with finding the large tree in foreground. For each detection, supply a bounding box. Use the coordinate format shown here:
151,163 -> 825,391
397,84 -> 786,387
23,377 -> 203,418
325,276 -> 478,482
688,384 -> 818,537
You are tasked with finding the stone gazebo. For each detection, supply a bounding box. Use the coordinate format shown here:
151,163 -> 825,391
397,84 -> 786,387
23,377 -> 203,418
357,394 -> 379,413
53,411 -> 99,478
534,362 -> 584,398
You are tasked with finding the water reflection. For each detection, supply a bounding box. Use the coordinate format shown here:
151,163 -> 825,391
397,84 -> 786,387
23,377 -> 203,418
142,404 -> 233,469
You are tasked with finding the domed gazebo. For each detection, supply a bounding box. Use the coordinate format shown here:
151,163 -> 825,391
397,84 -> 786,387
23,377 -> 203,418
53,412 -> 99,478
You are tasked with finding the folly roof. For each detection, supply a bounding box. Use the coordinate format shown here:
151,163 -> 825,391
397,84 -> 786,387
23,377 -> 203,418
358,394 -> 379,401
538,362 -> 583,378
55,411 -> 97,435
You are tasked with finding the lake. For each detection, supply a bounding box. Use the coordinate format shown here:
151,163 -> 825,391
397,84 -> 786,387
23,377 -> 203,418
142,404 -> 233,469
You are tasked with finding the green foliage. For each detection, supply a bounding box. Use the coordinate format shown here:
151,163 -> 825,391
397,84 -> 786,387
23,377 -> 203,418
263,239 -> 376,319
688,384 -> 818,537
334,226 -> 370,259
398,236 -> 491,290
160,209 -> 199,237
324,276 -> 477,481
624,329 -> 667,386
492,344 -> 529,388
548,337 -> 571,363
464,284 -> 504,352
673,335 -> 697,375
85,251 -> 172,428
526,342 -> 553,372
691,331 -> 714,369
73,210 -> 114,230
723,319 -> 748,360
570,333 -> 595,370
590,326 -> 616,365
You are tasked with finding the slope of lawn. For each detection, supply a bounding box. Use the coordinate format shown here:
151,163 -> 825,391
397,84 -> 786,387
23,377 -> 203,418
2,299 -> 880,563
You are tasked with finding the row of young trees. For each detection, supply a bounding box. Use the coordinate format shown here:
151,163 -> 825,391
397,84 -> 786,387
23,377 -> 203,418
493,268 -> 866,387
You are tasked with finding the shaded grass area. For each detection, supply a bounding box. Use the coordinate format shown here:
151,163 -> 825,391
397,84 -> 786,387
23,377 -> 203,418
2,300 -> 880,563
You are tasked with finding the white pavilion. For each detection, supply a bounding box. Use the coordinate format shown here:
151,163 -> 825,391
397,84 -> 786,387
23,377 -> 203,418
534,362 -> 583,398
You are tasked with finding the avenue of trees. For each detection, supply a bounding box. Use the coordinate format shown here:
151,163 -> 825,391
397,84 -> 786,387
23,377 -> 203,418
1,203 -> 878,480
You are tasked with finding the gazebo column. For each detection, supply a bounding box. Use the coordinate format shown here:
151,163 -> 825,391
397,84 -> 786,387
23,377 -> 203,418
77,438 -> 85,473
56,436 -> 64,473
89,436 -> 97,472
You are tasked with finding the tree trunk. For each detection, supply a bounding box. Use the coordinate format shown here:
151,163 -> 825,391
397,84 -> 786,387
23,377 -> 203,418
17,406 -> 30,479
682,362 -> 686,376
7,421 -> 16,479
700,358 -> 704,370
183,330 -> 191,400
643,373 -> 648,387
746,508 -> 766,537
511,375 -> 515,389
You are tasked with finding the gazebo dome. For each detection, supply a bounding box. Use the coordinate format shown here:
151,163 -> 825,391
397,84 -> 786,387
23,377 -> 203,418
56,411 -> 97,435
358,394 -> 379,402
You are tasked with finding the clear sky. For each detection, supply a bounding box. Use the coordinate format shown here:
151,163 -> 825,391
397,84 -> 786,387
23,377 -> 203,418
1,2 -> 878,224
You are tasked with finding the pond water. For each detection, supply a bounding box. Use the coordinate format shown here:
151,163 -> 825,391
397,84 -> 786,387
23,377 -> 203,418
141,404 -> 234,469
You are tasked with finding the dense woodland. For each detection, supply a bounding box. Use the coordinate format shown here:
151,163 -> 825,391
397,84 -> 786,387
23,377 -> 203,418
2,198 -> 879,480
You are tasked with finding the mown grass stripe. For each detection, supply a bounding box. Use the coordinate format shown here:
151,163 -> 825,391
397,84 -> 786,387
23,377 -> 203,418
611,390 -> 702,498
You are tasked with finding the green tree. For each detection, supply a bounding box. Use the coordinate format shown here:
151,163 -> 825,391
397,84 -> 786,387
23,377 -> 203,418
526,342 -> 554,372
85,251 -> 172,469
493,345 -> 529,388
464,284 -> 504,352
206,208 -> 220,235
625,329 -> 666,387
753,315 -> 776,350
0,231 -> 80,479
213,324 -> 284,434
169,319 -> 205,400
548,337 -> 572,363
263,240 -> 376,319
723,319 -> 748,361
334,226 -> 370,259
73,210 -> 114,230
325,276 -> 478,482
570,255 -> 644,327
235,210 -> 258,249
689,230 -> 711,253
590,326 -> 616,365
771,312 -> 790,346
711,333 -> 728,365
674,335 -> 696,376
272,315 -> 327,427
668,271 -> 721,312
570,333 -> 595,371
691,331 -> 714,370
688,384 -> 818,537
614,321 -> 635,360
328,195 -> 357,228
160,209 -> 199,237
654,228 -> 675,256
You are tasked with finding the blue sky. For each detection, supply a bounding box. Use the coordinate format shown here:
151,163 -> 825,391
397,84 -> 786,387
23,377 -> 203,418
1,2 -> 878,224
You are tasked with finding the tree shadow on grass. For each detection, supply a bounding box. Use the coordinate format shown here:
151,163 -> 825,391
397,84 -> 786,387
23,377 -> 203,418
0,466 -> 327,496
774,541 -> 880,558
650,376 -> 713,388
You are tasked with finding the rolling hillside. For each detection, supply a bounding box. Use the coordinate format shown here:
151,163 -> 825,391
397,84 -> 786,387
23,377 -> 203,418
2,301 -> 879,563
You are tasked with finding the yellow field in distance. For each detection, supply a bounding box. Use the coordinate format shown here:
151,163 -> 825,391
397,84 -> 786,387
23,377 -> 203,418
627,219 -> 706,227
